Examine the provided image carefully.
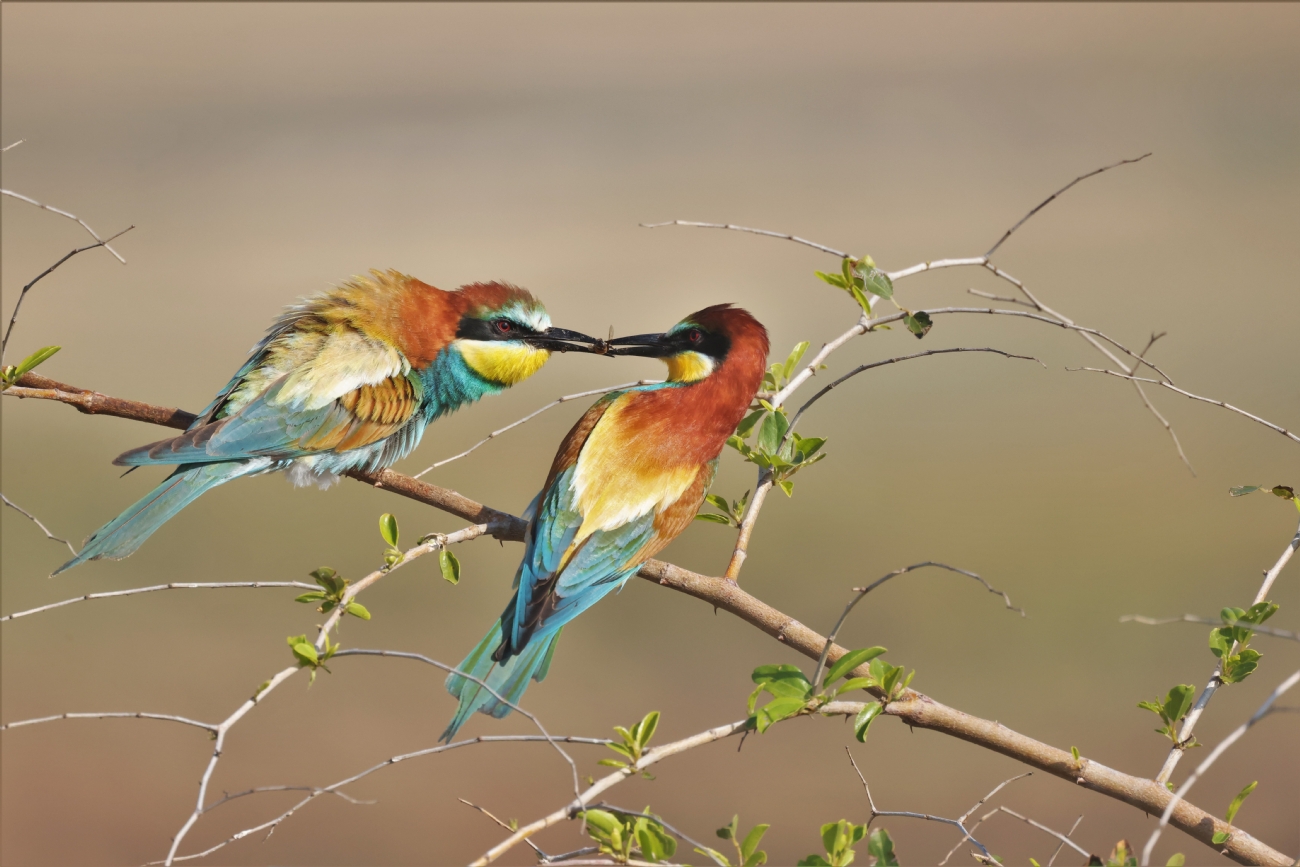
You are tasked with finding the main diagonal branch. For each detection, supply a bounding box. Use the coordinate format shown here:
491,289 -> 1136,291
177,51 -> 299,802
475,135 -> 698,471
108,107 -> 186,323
3,376 -> 1289,865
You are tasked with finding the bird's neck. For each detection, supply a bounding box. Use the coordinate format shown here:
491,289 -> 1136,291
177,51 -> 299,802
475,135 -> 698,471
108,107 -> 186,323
418,347 -> 506,421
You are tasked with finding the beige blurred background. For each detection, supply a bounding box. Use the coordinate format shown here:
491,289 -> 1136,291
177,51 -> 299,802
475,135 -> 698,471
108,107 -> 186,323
3,4 -> 1298,865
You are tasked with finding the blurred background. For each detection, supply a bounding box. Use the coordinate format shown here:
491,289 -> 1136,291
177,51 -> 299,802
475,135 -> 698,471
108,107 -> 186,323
3,4 -> 1298,865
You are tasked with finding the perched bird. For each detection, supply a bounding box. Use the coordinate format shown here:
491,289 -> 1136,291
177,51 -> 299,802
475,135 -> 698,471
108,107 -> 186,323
443,303 -> 769,741
55,270 -> 598,575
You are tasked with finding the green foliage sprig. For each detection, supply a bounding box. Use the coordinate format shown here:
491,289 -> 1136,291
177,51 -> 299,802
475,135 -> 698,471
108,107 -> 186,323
746,648 -> 911,740
597,711 -> 659,779
286,632 -> 338,685
814,257 -> 932,339
1212,780 -> 1259,845
1,345 -> 60,390
697,815 -> 770,867
294,567 -> 370,621
696,490 -> 750,527
580,806 -> 676,864
1229,484 -> 1298,513
796,821 -> 897,867
1210,601 -> 1278,684
379,513 -> 401,569
1137,684 -> 1196,748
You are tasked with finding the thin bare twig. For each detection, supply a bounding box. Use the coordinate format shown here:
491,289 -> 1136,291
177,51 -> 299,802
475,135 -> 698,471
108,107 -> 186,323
410,381 -> 659,479
988,807 -> 1093,861
1155,516 -> 1300,785
1121,614 -> 1298,643
811,562 -> 1023,688
845,747 -> 1000,861
162,734 -> 613,864
1,492 -> 77,557
460,798 -> 551,860
639,220 -> 850,258
1142,669 -> 1300,866
1,189 -> 128,263
2,139 -> 26,152
1046,815 -> 1085,867
1071,368 -> 1300,445
2,225 -> 135,363
1,711 -> 217,733
1,581 -> 320,623
984,153 -> 1152,258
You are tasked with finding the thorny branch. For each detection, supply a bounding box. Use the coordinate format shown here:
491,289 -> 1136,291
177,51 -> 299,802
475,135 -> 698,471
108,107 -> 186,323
0,711 -> 217,733
1154,516 -> 1300,785
410,380 -> 660,479
981,807 -> 1093,862
810,561 -> 1023,687
1121,614 -> 1298,643
1,582 -> 320,623
2,224 -> 135,364
1,188 -> 129,263
1,492 -> 76,557
3,376 -> 1291,866
1141,669 -> 1300,867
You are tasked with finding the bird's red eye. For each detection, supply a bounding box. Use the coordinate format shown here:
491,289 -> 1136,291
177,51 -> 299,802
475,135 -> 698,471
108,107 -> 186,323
494,319 -> 513,335
687,329 -> 703,343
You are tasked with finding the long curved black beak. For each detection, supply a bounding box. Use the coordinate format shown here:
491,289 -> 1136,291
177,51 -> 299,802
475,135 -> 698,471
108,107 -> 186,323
605,332 -> 674,358
525,327 -> 605,353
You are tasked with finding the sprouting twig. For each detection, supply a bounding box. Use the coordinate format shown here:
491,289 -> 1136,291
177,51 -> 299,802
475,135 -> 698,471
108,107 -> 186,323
1,225 -> 135,363
640,220 -> 850,258
460,798 -> 551,859
1155,515 -> 1300,785
1,581 -> 320,623
984,153 -> 1152,259
811,562 -> 1023,688
1141,669 -> 1300,867
589,803 -> 726,867
0,189 -> 128,263
1,711 -> 217,733
845,747 -> 1005,861
1121,614 -> 1298,643
1,492 -> 77,557
1071,368 -> 1300,445
161,734 -> 613,865
411,380 -> 659,479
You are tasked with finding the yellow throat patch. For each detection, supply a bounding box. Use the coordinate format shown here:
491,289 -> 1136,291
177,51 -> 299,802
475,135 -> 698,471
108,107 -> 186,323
665,350 -> 715,383
458,340 -> 550,386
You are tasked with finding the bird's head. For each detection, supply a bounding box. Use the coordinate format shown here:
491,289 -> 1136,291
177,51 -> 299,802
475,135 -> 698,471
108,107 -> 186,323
452,282 -> 602,386
606,304 -> 770,384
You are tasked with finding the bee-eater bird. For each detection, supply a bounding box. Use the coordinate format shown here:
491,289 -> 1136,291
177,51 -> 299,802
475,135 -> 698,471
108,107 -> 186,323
54,270 -> 599,575
443,304 -> 769,741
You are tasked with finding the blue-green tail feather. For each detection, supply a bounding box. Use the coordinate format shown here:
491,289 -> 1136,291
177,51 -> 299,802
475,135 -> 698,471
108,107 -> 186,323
53,462 -> 257,576
441,621 -> 562,742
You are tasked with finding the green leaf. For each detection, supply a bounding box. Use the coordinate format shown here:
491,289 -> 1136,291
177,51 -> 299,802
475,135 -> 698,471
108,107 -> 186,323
717,817 -> 737,840
1270,485 -> 1295,500
294,592 -> 327,603
784,342 -> 810,380
1071,745 -> 1080,763
12,345 -> 61,379
634,711 -> 660,749
1224,780 -> 1258,824
1212,831 -> 1230,845
863,269 -> 894,300
736,409 -> 765,439
796,857 -> 831,867
848,283 -> 873,315
793,436 -> 827,461
854,702 -> 883,742
311,567 -> 344,594
824,646 -> 888,686
1166,855 -> 1185,867
751,664 -> 813,698
596,758 -> 628,768
740,823 -> 770,864
379,513 -> 399,548
1221,649 -> 1261,684
815,270 -> 850,290
755,696 -> 807,732
757,410 -> 789,455
695,513 -> 734,524
1228,485 -> 1263,496
345,602 -> 371,620
777,479 -> 794,497
1163,684 -> 1196,724
1239,601 -> 1278,626
903,311 -> 933,339
439,549 -> 461,585
705,494 -> 730,511
833,677 -> 875,697
866,828 -> 898,867
290,640 -> 318,666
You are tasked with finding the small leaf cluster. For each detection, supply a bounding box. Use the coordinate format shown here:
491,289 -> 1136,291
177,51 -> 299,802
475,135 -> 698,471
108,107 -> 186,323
797,822 -> 897,867
747,647 -> 910,738
286,632 -> 338,684
580,807 -> 676,864
1,345 -> 60,389
597,711 -> 659,779
814,258 -> 932,338
1137,684 -> 1196,748
1210,602 -> 1278,684
379,513 -> 402,569
415,529 -> 463,584
1212,780 -> 1258,845
697,815 -> 769,867
295,567 -> 370,621
1229,483 -> 1297,513
697,491 -> 750,527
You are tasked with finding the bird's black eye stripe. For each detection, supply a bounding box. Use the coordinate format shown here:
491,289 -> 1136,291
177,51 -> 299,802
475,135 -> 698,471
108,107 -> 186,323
456,315 -> 534,341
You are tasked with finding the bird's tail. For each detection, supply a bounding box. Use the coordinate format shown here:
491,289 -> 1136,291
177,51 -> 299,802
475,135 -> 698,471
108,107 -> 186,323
441,620 -> 562,743
53,462 -> 256,576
